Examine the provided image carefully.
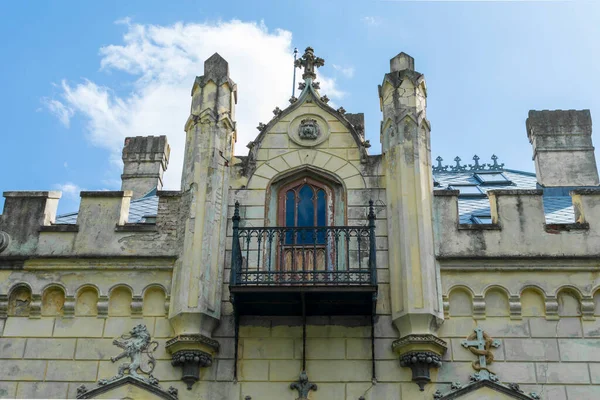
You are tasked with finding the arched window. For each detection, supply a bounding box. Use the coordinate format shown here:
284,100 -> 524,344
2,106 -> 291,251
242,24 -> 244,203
278,177 -> 333,243
277,177 -> 334,271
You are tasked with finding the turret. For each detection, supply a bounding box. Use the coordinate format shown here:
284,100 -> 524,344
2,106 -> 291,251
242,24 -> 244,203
167,53 -> 237,389
379,52 -> 446,390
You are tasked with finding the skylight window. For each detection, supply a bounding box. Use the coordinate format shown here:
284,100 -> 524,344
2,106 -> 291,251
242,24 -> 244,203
471,215 -> 493,224
449,185 -> 486,197
474,172 -> 512,185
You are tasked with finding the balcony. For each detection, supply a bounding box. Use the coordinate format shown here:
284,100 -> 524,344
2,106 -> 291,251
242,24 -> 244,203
229,201 -> 378,317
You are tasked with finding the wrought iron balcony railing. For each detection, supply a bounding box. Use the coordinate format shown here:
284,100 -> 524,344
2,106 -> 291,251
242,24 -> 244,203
230,201 -> 377,287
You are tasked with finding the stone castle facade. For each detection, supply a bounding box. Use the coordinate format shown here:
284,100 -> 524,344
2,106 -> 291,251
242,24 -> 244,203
0,47 -> 599,399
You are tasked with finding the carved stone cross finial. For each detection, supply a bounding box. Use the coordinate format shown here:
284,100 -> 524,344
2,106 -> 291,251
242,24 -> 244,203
294,47 -> 325,81
461,327 -> 500,381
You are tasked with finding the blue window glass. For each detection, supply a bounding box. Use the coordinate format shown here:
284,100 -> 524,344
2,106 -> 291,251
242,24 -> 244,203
296,185 -> 315,244
449,185 -> 486,197
472,215 -> 493,224
282,182 -> 329,245
474,173 -> 511,185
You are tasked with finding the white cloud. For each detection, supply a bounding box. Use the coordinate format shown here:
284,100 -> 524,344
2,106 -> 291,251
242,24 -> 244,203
332,64 -> 355,79
362,16 -> 381,26
45,19 -> 346,190
54,182 -> 83,198
41,97 -> 74,127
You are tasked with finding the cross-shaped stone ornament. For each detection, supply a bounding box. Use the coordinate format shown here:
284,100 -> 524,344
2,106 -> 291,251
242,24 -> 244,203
294,47 -> 324,82
461,327 -> 500,381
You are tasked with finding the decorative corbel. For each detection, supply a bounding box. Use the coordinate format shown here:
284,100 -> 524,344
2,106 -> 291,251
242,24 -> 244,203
393,334 -> 447,391
166,334 -> 219,390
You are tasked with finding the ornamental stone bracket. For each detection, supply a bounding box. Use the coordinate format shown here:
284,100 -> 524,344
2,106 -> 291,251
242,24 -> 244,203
392,334 -> 447,391
166,334 -> 220,390
432,328 -> 540,400
290,370 -> 317,400
77,324 -> 177,400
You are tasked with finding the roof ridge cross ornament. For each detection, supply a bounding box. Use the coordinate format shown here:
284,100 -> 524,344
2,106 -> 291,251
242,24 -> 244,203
295,47 -> 325,82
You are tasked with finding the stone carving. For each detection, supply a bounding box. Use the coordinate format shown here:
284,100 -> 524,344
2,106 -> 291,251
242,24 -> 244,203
290,370 -> 317,400
273,106 -> 282,116
337,106 -> 346,114
399,351 -> 443,391
294,47 -> 324,81
77,385 -> 87,397
77,324 -> 176,399
312,81 -> 320,90
289,96 -> 298,104
171,350 -> 213,390
461,327 -> 500,378
432,328 -> 540,400
0,231 -> 10,253
256,123 -> 267,132
100,324 -> 159,385
320,95 -> 329,103
298,82 -> 306,90
298,118 -> 320,140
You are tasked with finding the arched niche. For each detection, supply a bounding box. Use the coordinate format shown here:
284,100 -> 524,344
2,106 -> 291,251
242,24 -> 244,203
448,288 -> 473,317
8,284 -> 32,316
521,288 -> 546,317
557,288 -> 581,317
143,286 -> 166,316
42,286 -> 66,316
485,288 -> 510,317
76,286 -> 99,316
109,286 -> 133,316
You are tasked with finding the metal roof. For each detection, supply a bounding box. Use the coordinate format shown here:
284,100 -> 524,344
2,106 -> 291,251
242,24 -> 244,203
54,163 -> 576,225
434,169 -> 575,224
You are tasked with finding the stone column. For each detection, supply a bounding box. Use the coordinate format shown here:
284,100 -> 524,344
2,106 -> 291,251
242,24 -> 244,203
166,53 -> 237,388
378,52 -> 446,390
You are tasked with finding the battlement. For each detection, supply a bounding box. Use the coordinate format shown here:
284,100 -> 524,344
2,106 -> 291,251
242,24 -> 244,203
0,190 -> 183,261
433,188 -> 600,259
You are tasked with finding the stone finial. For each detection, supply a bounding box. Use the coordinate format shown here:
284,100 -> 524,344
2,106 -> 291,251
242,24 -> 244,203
390,52 -> 415,72
294,47 -> 325,81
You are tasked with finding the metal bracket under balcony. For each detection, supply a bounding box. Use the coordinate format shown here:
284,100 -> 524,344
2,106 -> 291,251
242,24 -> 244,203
229,201 -> 378,317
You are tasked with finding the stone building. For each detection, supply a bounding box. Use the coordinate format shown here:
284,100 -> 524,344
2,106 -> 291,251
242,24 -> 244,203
0,47 -> 599,399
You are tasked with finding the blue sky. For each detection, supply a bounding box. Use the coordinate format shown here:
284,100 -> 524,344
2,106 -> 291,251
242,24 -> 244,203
1,0 -> 599,214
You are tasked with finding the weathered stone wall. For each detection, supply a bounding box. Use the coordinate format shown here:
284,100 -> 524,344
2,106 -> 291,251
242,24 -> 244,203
437,265 -> 600,399
0,266 -> 173,399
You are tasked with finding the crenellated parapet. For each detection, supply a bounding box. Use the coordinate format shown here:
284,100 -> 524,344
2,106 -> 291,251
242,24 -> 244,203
0,190 -> 182,260
433,188 -> 600,259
